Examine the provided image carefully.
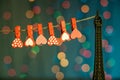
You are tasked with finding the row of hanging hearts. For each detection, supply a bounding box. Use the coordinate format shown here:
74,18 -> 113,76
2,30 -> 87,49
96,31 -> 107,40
11,18 -> 82,48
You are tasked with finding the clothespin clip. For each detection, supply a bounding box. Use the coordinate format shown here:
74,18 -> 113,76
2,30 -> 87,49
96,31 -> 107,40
70,18 -> 82,39
11,26 -> 23,48
24,25 -> 35,47
36,23 -> 47,46
48,22 -> 54,36
60,20 -> 70,41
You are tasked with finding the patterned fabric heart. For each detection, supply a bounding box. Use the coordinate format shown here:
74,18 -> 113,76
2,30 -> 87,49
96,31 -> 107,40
47,36 -> 59,46
61,32 -> 71,41
36,35 -> 47,46
11,38 -> 23,48
24,38 -> 35,47
71,28 -> 82,39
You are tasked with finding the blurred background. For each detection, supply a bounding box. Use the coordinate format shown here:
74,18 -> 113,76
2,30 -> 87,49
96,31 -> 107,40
0,0 -> 120,80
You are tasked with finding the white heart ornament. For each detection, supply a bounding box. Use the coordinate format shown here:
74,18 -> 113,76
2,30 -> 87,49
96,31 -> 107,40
61,32 -> 70,41
36,35 -> 47,45
25,38 -> 35,47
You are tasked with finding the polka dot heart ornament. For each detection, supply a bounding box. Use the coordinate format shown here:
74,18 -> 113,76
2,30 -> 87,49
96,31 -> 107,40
47,22 -> 62,46
24,25 -> 35,47
60,20 -> 71,42
11,26 -> 23,48
36,24 -> 47,46
70,18 -> 82,39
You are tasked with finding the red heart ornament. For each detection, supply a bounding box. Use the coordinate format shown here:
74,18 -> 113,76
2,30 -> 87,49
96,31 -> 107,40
71,28 -> 82,39
36,35 -> 47,46
11,38 -> 23,48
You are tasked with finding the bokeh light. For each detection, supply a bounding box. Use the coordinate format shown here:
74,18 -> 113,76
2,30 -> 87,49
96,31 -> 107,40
54,11 -> 62,19
26,10 -> 34,19
107,58 -> 116,68
78,35 -> 86,43
31,46 -> 40,54
103,11 -> 111,19
82,41 -> 90,49
3,56 -> 12,64
33,6 -> 41,14
62,0 -> 70,9
82,49 -> 91,58
29,0 -> 35,2
102,39 -> 109,48
74,64 -> 81,71
106,26 -> 113,34
57,52 -> 66,60
75,56 -> 83,64
56,16 -> 65,24
21,64 -> 28,73
81,64 -> 90,72
81,5 -> 89,13
56,72 -> 64,80
100,0 -> 108,7
105,74 -> 112,80
79,48 -> 86,54
60,58 -> 69,67
105,45 -> 113,53
2,26 -> 11,34
51,65 -> 60,74
46,7 -> 54,15
19,73 -> 27,78
8,68 -> 16,77
3,11 -> 11,20
28,52 -> 37,58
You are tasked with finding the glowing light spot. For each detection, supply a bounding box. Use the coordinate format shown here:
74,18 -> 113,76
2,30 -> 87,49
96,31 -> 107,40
82,41 -> 90,49
3,11 -> 11,20
29,52 -> 37,58
74,64 -> 81,71
105,45 -> 113,53
8,69 -> 16,77
26,10 -> 34,19
62,0 -> 70,9
19,73 -> 27,78
51,65 -> 60,74
54,11 -> 62,18
3,56 -> 12,64
33,6 -> 41,14
105,74 -> 112,80
81,64 -> 90,72
46,7 -> 54,15
103,11 -> 111,19
57,52 -> 66,60
56,16 -> 65,24
56,72 -> 64,80
79,48 -> 86,54
107,58 -> 115,68
82,50 -> 91,58
102,39 -> 108,48
29,0 -> 35,2
81,5 -> 89,13
31,46 -> 40,54
60,58 -> 69,67
2,26 -> 11,34
106,26 -> 113,34
78,35 -> 86,43
21,64 -> 28,73
75,56 -> 83,64
100,0 -> 108,7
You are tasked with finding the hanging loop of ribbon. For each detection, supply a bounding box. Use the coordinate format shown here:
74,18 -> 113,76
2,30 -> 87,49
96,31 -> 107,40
48,22 -> 54,36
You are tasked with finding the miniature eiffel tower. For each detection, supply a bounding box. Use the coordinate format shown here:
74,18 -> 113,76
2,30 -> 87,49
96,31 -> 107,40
92,11 -> 105,80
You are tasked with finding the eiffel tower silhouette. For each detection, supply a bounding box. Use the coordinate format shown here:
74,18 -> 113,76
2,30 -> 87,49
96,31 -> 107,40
92,11 -> 105,80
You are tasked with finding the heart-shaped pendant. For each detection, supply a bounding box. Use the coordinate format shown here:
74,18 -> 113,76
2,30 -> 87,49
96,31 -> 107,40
47,36 -> 59,46
11,38 -> 23,48
36,35 -> 47,46
24,38 -> 35,47
61,32 -> 70,41
71,28 -> 82,39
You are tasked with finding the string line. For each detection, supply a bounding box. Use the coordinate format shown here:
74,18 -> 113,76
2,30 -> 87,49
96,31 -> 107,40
0,15 -> 95,32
